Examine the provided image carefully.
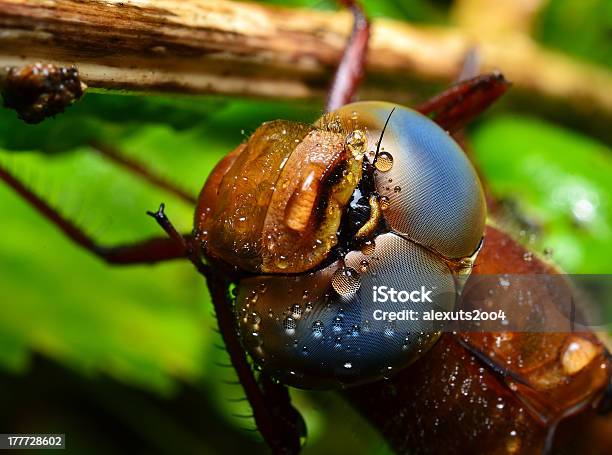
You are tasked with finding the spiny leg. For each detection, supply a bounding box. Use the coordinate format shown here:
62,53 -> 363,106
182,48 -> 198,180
0,163 -> 190,264
92,142 -> 197,205
148,204 -> 305,454
326,0 -> 371,111
416,72 -> 510,132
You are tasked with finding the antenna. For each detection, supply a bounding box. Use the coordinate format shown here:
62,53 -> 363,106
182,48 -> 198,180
374,107 -> 395,162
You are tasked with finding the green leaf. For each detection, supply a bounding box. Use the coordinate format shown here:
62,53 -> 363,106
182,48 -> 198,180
536,0 -> 612,69
0,147 -> 210,393
258,0 -> 449,23
471,115 -> 612,273
0,93 -> 225,154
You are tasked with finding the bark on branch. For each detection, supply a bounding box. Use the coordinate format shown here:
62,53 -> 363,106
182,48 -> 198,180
0,0 -> 611,125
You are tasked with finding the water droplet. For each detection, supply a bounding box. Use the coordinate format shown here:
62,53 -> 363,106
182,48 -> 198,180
247,292 -> 259,304
345,129 -> 368,159
522,252 -> 533,262
506,430 -> 520,453
393,185 -> 401,193
562,337 -> 598,375
332,316 -> 343,333
543,247 -> 553,258
276,256 -> 289,270
379,196 -> 390,210
382,365 -> 393,380
499,276 -> 511,288
311,320 -> 324,338
374,151 -> 394,172
359,259 -> 369,273
384,322 -> 396,337
245,331 -> 262,348
360,240 -> 376,256
402,336 -> 411,350
248,311 -> 261,325
331,266 -> 361,296
283,316 -> 296,335
239,305 -> 248,320
327,117 -> 342,133
291,304 -> 302,319
496,396 -> 505,410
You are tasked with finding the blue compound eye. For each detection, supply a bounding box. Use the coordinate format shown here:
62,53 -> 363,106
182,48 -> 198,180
236,232 -> 455,389
234,102 -> 486,390
345,101 -> 487,259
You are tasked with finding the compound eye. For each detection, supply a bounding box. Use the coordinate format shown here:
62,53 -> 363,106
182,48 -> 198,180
236,232 -> 455,389
329,101 -> 486,260
371,105 -> 486,259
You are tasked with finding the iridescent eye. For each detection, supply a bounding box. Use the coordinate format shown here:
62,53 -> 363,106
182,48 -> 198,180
236,232 -> 455,389
337,101 -> 487,260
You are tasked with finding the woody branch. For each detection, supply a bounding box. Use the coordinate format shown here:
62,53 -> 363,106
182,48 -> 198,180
0,0 -> 611,128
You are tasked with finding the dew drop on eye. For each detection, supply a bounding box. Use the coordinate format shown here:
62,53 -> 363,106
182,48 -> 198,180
331,266 -> 361,296
311,320 -> 324,338
283,316 -> 296,335
374,151 -> 394,172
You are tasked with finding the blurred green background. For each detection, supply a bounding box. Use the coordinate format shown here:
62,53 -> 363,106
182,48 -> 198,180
0,0 -> 610,453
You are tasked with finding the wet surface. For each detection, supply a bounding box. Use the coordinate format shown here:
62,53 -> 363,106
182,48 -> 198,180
2,63 -> 85,123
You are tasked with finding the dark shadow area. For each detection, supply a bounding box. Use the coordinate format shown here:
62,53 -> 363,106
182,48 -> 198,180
0,356 -> 265,455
